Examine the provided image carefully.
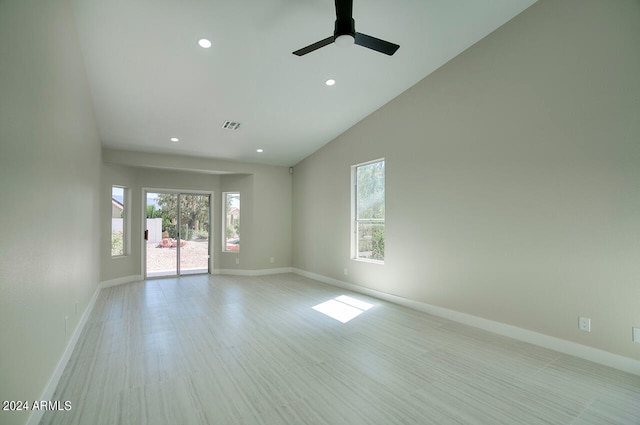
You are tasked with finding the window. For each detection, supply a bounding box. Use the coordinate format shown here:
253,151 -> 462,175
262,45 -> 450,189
111,186 -> 127,256
223,192 -> 240,251
352,159 -> 385,262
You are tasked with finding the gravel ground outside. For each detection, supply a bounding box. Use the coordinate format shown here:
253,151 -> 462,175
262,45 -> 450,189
146,240 -> 209,275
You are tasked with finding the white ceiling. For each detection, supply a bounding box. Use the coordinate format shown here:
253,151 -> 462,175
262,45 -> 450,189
73,0 -> 536,167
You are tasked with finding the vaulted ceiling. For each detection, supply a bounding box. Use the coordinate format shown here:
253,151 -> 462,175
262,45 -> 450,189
73,0 -> 537,166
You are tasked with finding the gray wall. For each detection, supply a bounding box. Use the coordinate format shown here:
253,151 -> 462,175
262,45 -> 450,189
0,0 -> 102,424
293,0 -> 640,360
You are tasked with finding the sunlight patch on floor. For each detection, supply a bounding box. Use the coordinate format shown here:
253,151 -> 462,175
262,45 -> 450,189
312,295 -> 374,323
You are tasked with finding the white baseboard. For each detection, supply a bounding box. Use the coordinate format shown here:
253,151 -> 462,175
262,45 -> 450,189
27,266 -> 637,425
101,270 -> 293,283
292,268 -> 640,376
26,282 -> 102,425
213,267 -> 293,276
27,274 -> 141,424
99,274 -> 143,289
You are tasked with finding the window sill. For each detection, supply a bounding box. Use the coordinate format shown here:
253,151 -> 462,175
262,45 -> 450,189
352,258 -> 384,265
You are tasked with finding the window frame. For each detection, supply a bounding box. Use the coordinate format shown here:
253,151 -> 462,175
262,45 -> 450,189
222,192 -> 240,252
111,185 -> 129,257
351,158 -> 385,264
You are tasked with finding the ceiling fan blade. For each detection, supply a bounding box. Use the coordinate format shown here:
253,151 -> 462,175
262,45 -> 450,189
292,36 -> 335,56
354,32 -> 400,56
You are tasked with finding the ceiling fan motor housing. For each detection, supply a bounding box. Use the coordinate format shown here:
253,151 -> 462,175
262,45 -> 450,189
334,17 -> 356,39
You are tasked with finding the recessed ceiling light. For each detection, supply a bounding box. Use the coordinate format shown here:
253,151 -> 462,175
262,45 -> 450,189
198,38 -> 212,48
256,148 -> 264,153
325,78 -> 336,86
170,137 -> 179,142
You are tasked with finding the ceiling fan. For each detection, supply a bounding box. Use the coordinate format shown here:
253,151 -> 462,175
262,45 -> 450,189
292,0 -> 400,56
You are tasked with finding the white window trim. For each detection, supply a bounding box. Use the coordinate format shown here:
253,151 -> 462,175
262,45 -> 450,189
222,192 -> 240,253
111,185 -> 130,257
351,158 -> 385,264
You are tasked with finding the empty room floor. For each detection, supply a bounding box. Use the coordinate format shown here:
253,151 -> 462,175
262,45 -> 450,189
41,274 -> 640,425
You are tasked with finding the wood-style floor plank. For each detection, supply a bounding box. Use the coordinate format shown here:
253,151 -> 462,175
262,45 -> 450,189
40,274 -> 640,425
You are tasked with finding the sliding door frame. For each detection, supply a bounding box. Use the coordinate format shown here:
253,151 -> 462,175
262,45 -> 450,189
142,187 -> 214,279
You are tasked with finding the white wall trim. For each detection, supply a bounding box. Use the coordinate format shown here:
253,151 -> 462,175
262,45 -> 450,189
27,266 -> 637,425
213,267 -> 293,276
26,283 -> 101,425
292,268 -> 640,376
27,274 -> 142,424
99,275 -> 143,289
100,270 -> 293,284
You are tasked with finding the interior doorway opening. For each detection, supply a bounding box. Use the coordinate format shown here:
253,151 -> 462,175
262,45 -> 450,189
144,190 -> 212,278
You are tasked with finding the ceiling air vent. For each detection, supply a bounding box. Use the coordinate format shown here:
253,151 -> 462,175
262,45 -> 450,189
222,121 -> 241,130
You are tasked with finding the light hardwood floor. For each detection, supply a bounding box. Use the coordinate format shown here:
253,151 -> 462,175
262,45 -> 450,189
41,273 -> 640,424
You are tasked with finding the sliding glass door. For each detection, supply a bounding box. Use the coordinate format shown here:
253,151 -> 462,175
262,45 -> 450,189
179,194 -> 210,275
145,191 -> 211,278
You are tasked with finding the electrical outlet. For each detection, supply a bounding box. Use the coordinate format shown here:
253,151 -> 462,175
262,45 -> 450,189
270,257 -> 274,263
633,327 -> 640,343
579,316 -> 591,332
235,258 -> 239,265
65,316 -> 68,334
344,268 -> 348,276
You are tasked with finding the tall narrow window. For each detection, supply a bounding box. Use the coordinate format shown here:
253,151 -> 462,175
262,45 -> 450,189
223,192 -> 240,252
111,186 -> 127,256
353,159 -> 385,262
